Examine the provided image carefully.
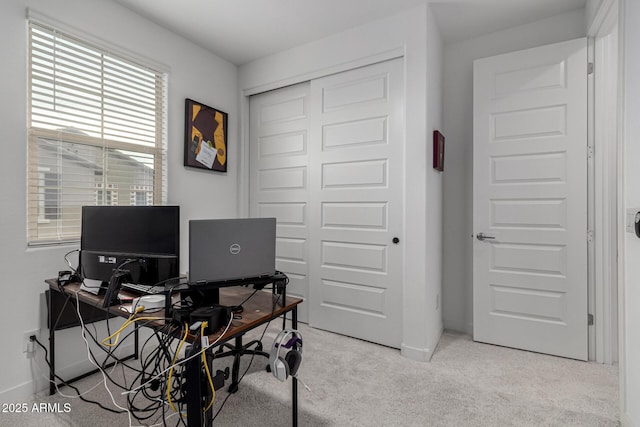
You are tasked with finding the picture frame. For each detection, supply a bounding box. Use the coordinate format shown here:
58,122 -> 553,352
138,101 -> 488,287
184,98 -> 228,172
433,130 -> 445,172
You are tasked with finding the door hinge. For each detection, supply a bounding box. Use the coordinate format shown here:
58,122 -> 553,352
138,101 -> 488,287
587,230 -> 594,243
587,146 -> 594,159
588,313 -> 594,325
588,62 -> 594,75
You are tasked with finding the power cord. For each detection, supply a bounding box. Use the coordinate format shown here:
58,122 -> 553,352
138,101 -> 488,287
73,290 -> 136,427
54,266 -> 285,424
57,253 -> 185,425
56,289 -> 145,384
122,313 -> 234,396
61,288 -> 180,426
30,337 -> 125,414
63,249 -> 80,274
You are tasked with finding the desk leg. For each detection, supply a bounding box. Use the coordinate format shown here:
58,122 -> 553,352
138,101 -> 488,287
292,306 -> 298,427
185,345 -> 203,427
228,336 -> 243,393
283,281 -> 288,330
48,290 -> 56,396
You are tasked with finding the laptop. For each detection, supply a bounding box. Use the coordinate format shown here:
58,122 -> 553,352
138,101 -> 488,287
189,217 -> 276,284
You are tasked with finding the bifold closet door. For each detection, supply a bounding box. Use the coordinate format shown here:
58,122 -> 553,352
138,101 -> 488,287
249,82 -> 311,322
249,58 -> 404,347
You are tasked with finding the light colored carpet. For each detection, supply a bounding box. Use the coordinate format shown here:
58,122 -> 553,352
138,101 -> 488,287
1,324 -> 619,426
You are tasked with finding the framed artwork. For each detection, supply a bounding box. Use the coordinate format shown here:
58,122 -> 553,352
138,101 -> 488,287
184,98 -> 228,172
433,130 -> 445,172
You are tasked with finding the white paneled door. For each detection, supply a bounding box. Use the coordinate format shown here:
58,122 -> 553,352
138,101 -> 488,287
249,59 -> 404,347
309,59 -> 404,348
473,38 -> 588,360
250,82 -> 311,322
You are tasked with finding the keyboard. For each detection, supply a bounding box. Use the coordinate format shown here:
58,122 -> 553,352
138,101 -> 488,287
121,283 -> 166,295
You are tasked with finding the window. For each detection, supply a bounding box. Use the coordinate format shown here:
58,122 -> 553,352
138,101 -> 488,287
43,171 -> 61,220
35,170 -> 61,222
95,183 -> 118,206
27,20 -> 167,245
130,185 -> 153,206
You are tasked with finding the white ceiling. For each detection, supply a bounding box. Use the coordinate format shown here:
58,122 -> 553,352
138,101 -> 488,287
114,0 -> 587,66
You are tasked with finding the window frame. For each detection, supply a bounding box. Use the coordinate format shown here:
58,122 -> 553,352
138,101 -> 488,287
26,16 -> 168,246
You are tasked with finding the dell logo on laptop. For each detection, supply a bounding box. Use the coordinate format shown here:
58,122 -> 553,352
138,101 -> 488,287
229,243 -> 241,255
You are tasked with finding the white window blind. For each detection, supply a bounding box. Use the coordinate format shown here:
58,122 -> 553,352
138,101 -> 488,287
27,21 -> 168,245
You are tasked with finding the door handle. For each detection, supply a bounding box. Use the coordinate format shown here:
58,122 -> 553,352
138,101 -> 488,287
476,232 -> 496,241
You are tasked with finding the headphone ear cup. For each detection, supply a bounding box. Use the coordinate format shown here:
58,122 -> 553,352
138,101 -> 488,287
285,351 -> 302,377
278,356 -> 290,380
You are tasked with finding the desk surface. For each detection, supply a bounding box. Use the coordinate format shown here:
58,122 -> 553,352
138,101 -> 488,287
46,279 -> 302,343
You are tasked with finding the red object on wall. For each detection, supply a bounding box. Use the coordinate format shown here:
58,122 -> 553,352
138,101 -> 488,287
433,130 -> 445,172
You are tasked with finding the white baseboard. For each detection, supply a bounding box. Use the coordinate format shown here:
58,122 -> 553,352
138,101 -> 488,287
401,343 -> 432,361
0,378 -> 38,403
401,326 -> 444,362
0,343 -> 135,402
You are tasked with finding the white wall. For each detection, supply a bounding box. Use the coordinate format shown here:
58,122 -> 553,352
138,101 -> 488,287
426,6 -> 444,353
441,9 -> 587,334
0,0 -> 238,401
586,0 -> 605,30
240,3 -> 444,361
622,1 -> 640,424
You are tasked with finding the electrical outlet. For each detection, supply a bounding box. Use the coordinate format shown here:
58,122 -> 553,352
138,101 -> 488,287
23,330 -> 38,354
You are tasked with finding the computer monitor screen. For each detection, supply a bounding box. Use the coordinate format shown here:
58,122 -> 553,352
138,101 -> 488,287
79,206 -> 180,287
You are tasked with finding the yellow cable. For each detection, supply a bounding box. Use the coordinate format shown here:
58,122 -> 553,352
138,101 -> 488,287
102,306 -> 145,347
102,307 -> 144,347
201,322 -> 216,411
167,322 -> 189,414
101,306 -> 162,347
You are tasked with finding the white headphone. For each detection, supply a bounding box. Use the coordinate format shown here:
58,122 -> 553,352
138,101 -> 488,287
269,329 -> 303,382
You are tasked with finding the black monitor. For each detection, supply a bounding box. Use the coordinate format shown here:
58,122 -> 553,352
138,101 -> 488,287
79,206 -> 180,292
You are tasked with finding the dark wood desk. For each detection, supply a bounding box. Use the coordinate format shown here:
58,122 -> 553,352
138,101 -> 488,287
46,279 -> 303,426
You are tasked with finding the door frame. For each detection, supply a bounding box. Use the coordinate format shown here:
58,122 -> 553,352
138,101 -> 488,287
587,0 -> 622,365
587,0 -> 626,420
588,0 -> 621,365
